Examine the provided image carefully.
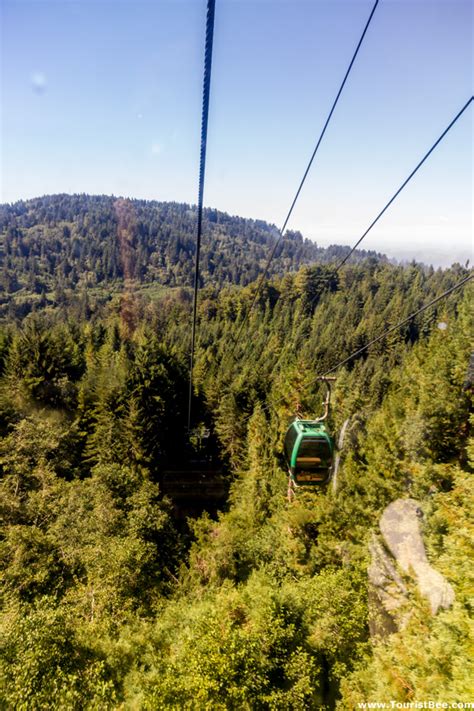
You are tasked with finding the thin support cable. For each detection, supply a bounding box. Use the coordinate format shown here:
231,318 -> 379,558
188,0 -> 216,431
309,96 -> 474,297
242,272 -> 472,424
315,273 -> 473,377
228,0 -> 380,356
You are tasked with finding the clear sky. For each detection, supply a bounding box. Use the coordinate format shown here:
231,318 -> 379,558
1,0 -> 472,266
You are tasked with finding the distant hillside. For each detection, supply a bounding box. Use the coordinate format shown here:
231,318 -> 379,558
0,194 -> 386,300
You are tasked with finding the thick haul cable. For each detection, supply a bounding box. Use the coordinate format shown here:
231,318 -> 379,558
188,0 -> 216,430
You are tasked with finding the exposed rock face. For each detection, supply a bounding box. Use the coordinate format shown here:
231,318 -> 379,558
368,498 -> 455,636
380,499 -> 455,615
368,535 -> 407,637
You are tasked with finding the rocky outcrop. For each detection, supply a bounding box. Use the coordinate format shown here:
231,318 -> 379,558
369,498 -> 455,636
368,535 -> 407,636
380,498 -> 455,615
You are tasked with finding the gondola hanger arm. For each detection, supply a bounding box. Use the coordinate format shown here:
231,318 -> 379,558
312,376 -> 336,423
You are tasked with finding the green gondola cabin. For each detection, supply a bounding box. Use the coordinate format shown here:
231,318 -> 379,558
284,420 -> 333,485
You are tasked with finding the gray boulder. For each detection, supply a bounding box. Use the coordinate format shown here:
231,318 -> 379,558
379,498 -> 455,615
368,534 -> 408,636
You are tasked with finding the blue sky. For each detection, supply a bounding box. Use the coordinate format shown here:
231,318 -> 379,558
1,0 -> 472,265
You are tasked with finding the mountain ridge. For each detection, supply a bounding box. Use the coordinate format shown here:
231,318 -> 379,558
0,193 -> 387,295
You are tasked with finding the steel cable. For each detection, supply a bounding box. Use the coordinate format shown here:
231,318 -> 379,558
241,272 -> 473,424
308,95 -> 474,300
228,0 -> 380,357
188,0 -> 216,430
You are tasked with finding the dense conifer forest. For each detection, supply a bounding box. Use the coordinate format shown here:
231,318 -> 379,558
0,195 -> 385,321
0,195 -> 472,708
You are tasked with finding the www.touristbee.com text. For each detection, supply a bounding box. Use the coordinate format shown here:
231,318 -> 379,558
357,703 -> 474,709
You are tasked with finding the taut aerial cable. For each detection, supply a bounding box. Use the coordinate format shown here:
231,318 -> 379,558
188,0 -> 216,431
228,0 -> 380,357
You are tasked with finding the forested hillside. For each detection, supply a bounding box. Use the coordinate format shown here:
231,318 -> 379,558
0,197 -> 472,709
0,194 -> 385,321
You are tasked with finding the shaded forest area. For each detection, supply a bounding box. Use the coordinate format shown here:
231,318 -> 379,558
0,195 -> 472,709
